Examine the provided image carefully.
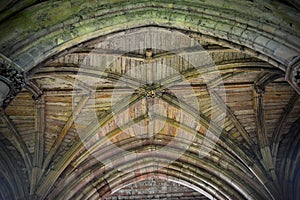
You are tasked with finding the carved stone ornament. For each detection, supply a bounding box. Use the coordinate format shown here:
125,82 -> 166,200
286,56 -> 300,94
254,84 -> 265,96
0,54 -> 26,108
137,83 -> 168,98
293,64 -> 300,85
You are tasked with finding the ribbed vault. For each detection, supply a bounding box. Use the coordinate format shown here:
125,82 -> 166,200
0,1 -> 299,200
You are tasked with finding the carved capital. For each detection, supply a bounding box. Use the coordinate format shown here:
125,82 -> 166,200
286,56 -> 300,94
34,94 -> 44,106
254,84 -> 265,97
25,80 -> 43,101
0,54 -> 26,108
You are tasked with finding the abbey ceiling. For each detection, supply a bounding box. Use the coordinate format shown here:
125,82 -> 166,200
0,0 -> 299,199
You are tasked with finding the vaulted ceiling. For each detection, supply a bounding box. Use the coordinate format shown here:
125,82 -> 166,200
0,0 -> 299,200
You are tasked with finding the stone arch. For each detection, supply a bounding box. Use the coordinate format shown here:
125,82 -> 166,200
0,2 -> 300,199
44,134 -> 272,200
0,0 -> 299,106
1,1 -> 299,69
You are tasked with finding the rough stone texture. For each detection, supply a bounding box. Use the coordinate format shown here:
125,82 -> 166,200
109,178 -> 208,199
0,0 -> 299,73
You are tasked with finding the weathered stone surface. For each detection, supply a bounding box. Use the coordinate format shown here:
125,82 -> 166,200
110,178 -> 208,199
286,56 -> 300,94
0,54 -> 26,108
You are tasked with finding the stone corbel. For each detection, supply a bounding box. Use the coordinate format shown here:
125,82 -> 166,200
0,53 -> 26,108
286,55 -> 300,94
